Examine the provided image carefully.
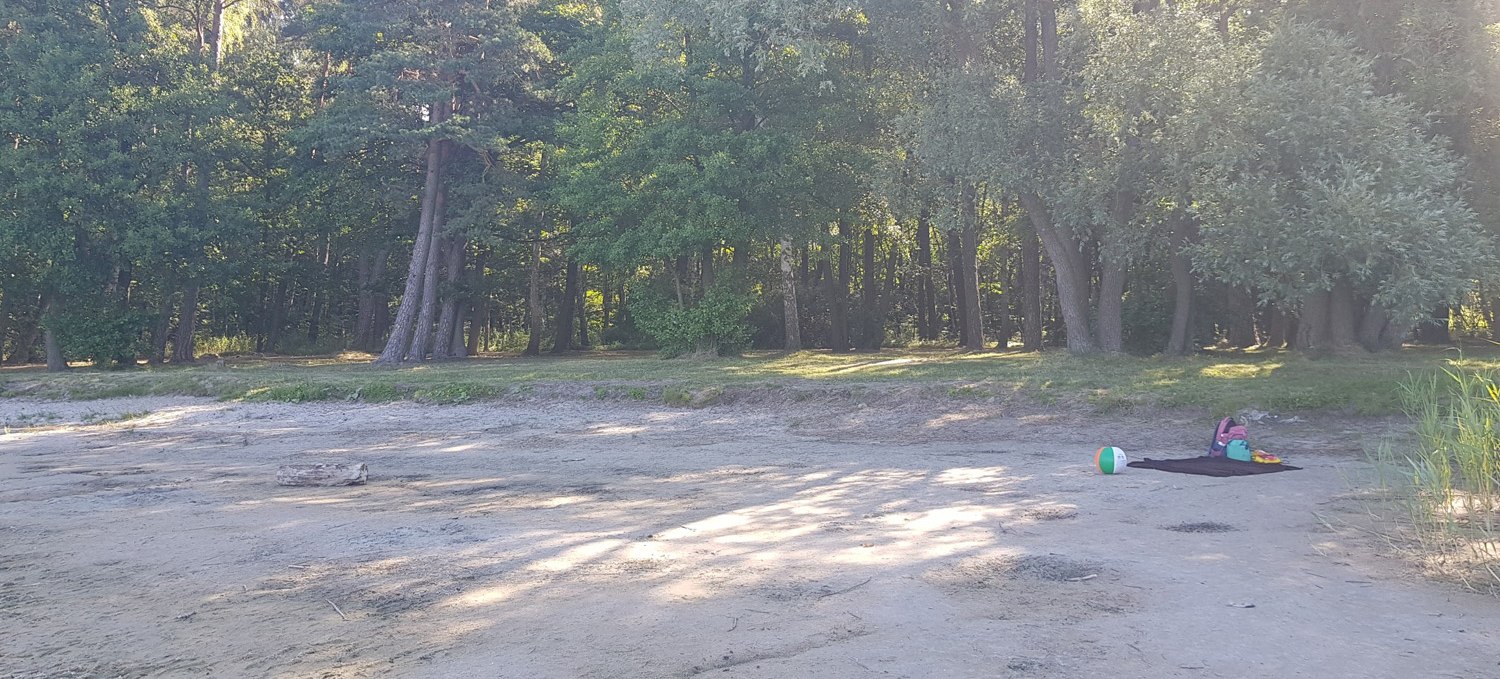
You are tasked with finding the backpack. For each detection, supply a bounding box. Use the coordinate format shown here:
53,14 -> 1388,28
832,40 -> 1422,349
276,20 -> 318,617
1209,417 -> 1250,459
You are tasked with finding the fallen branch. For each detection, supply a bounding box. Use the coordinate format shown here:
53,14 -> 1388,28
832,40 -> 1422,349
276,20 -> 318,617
326,599 -> 347,621
818,577 -> 872,599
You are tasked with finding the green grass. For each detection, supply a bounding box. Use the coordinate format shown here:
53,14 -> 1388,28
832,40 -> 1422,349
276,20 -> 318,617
1367,364 -> 1500,592
2,346 -> 1497,415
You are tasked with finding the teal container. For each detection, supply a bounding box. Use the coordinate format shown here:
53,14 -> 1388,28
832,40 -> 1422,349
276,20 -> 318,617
1226,439 -> 1253,462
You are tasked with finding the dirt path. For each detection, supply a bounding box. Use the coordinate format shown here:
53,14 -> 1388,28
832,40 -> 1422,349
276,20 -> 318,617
1,397 -> 1496,679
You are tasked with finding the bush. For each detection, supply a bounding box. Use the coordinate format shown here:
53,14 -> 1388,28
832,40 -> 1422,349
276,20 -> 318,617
632,286 -> 754,358
51,305 -> 149,368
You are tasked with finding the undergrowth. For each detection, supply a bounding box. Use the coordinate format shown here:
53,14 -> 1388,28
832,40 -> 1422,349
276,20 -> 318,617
1368,362 -> 1500,593
2,347 -> 1499,415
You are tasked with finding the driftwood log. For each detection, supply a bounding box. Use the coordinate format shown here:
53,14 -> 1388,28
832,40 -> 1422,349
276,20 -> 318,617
276,463 -> 368,487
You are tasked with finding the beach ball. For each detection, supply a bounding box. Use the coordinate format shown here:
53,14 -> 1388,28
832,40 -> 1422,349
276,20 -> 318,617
1095,446 -> 1128,474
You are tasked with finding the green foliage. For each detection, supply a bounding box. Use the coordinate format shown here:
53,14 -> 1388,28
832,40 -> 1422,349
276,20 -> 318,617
632,287 -> 754,357
1366,363 -> 1500,591
254,382 -> 338,403
51,306 -> 149,369
1190,23 -> 1491,324
412,382 -> 498,404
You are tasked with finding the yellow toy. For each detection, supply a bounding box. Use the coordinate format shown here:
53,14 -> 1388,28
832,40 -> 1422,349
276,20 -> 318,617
1252,450 -> 1282,464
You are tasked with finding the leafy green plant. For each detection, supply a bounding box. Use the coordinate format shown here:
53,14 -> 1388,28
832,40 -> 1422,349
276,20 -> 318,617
51,306 -> 150,369
632,287 -> 754,358
1368,363 -> 1500,591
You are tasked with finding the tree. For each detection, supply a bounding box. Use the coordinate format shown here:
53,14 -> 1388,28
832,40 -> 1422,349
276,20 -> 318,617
304,0 -> 551,365
1191,23 -> 1491,352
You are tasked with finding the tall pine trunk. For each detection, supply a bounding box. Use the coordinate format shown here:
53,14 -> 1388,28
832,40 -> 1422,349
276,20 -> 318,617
576,265 -> 591,349
405,185 -> 448,362
829,219 -> 852,352
916,210 -> 936,341
948,229 -> 968,347
524,239 -> 544,356
171,284 -> 200,363
855,226 -> 878,351
780,237 -> 802,351
958,185 -> 985,350
376,119 -> 447,366
354,248 -> 389,351
432,237 -> 467,359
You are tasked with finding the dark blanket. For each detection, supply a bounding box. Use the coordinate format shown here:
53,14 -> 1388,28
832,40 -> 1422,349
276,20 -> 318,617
1127,456 -> 1302,477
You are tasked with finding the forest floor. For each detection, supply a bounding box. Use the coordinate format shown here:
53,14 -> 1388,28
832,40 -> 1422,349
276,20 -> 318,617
4,344 -> 1500,416
2,395 -> 1497,679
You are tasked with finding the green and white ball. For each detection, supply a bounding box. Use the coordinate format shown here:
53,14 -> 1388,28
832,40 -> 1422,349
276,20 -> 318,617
1095,446 -> 1128,474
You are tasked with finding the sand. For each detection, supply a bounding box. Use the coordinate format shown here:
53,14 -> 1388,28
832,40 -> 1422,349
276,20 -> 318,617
1,396 -> 1496,679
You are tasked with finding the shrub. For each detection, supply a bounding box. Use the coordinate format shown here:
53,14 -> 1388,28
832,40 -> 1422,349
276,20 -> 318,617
51,305 -> 150,368
1369,364 -> 1500,591
632,286 -> 754,358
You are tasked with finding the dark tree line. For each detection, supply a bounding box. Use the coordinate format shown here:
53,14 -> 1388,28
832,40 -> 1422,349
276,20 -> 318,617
2,0 -> 1498,370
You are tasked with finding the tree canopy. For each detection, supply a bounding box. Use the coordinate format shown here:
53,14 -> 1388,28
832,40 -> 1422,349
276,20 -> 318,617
2,0 -> 1498,367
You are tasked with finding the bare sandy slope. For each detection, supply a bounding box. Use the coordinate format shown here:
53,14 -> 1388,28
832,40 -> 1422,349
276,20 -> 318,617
1,397 -> 1496,679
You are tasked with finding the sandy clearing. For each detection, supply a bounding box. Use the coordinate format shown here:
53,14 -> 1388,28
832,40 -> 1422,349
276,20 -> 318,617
0,397 -> 1496,679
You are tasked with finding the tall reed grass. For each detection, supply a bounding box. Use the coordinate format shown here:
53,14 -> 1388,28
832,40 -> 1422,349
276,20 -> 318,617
1375,363 -> 1500,591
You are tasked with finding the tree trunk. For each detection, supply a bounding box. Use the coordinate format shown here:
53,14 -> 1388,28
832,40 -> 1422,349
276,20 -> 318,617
959,185 -> 985,350
1297,281 -> 1361,355
149,291 -> 173,364
0,293 -> 11,363
450,302 -> 469,358
525,239 -> 544,356
856,226 -> 878,351
948,229 -> 968,347
878,241 -> 899,351
1296,290 -> 1329,353
1327,279 -> 1358,349
700,246 -> 716,292
44,325 -> 66,372
779,237 -> 802,351
1021,227 -> 1043,351
276,463 -> 367,487
376,126 -> 446,366
172,284 -> 200,363
1021,193 -> 1095,353
916,209 -> 936,341
306,287 -> 323,344
1095,257 -> 1125,353
465,301 -> 483,356
576,265 -> 591,349
354,248 -> 389,351
829,220 -> 851,352
405,184 -> 448,362
1357,300 -> 1396,352
601,279 -> 612,336
552,258 -> 578,354
431,237 -> 467,360
1166,249 -> 1194,355
36,296 -> 65,371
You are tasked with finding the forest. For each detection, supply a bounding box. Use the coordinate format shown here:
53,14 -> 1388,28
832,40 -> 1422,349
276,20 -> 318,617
2,0 -> 1498,370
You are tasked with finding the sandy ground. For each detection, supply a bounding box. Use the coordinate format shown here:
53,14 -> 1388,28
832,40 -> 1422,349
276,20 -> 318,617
1,396 -> 1497,679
